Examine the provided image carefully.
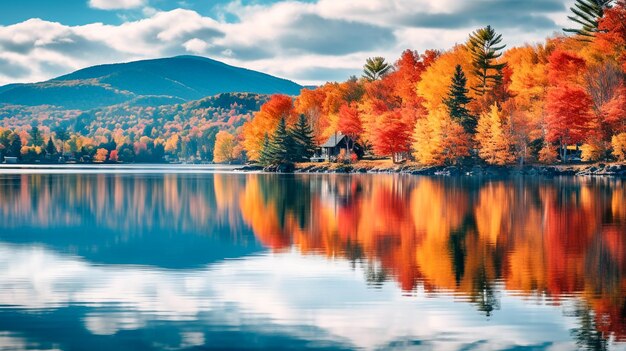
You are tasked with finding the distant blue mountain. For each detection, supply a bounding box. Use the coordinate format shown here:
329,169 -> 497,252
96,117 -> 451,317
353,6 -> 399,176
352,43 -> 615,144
0,56 -> 303,110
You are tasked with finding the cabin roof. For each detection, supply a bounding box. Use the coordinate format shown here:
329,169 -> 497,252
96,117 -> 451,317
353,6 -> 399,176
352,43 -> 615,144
320,133 -> 346,148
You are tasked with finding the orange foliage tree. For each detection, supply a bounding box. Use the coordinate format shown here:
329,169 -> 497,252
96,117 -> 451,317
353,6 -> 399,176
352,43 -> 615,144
242,95 -> 296,160
413,107 -> 470,165
94,148 -> 108,163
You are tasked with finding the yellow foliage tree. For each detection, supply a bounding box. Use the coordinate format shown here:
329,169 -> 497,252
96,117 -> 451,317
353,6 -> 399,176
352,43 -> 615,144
476,104 -> 515,165
581,136 -> 607,161
213,131 -> 240,164
417,45 -> 476,112
413,107 -> 470,165
538,144 -> 558,164
164,134 -> 180,153
612,132 -> 626,161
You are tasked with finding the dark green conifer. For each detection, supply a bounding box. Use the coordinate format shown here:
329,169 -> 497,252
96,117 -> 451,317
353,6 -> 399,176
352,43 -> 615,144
258,133 -> 273,166
564,0 -> 614,40
45,138 -> 57,156
264,117 -> 295,165
468,25 -> 507,96
444,65 -> 476,134
290,114 -> 316,162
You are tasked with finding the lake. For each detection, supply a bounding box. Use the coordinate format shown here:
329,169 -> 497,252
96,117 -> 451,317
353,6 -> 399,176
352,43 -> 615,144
0,166 -> 624,350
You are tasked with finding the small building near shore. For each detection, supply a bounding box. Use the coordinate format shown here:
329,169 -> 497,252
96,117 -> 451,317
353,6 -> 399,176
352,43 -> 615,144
3,157 -> 18,164
312,133 -> 363,162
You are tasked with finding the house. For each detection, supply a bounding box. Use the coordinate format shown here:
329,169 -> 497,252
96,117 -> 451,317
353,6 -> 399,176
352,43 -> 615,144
312,132 -> 363,162
3,157 -> 18,164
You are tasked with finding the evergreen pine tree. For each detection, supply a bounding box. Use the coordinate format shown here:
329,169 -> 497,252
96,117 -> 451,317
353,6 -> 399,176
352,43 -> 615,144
258,133 -> 273,166
45,138 -> 57,156
290,114 -> 316,162
468,25 -> 507,96
563,0 -> 614,40
29,125 -> 44,147
8,136 -> 21,158
264,117 -> 295,165
444,65 -> 476,134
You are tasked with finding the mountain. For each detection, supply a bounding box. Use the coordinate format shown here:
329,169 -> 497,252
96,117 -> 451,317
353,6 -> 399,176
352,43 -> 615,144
0,56 -> 302,110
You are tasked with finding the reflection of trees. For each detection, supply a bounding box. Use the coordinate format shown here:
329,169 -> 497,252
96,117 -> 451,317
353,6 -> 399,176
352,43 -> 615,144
471,268 -> 500,317
570,302 -> 609,351
365,262 -> 388,288
238,175 -> 626,342
4,172 -> 624,343
0,174 -> 248,238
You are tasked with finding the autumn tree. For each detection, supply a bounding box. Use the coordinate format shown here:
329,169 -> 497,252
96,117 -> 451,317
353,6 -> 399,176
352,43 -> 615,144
372,110 -> 411,163
539,143 -> 559,163
602,87 -> 626,135
290,114 -> 316,162
418,45 -> 476,112
611,132 -> 626,160
338,103 -> 363,160
295,88 -> 327,144
388,49 -> 437,110
242,94 -> 296,161
363,57 -> 391,81
213,131 -> 240,164
413,107 -> 470,165
94,148 -> 108,163
109,149 -> 119,162
564,0 -> 615,39
595,0 -> 626,70
468,25 -> 507,97
476,104 -> 515,165
444,65 -> 476,134
545,50 -> 594,160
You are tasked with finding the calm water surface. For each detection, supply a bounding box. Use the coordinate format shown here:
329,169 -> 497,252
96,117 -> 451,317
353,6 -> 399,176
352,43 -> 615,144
0,166 -> 624,350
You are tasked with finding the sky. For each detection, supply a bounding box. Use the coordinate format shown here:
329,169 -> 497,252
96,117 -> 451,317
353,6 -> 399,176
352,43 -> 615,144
0,0 -> 578,86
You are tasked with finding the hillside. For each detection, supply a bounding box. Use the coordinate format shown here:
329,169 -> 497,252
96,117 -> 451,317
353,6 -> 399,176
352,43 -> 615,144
0,56 -> 302,110
0,92 -> 267,137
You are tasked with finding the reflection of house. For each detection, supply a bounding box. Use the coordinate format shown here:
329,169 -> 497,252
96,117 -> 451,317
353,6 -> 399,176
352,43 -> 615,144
312,133 -> 363,162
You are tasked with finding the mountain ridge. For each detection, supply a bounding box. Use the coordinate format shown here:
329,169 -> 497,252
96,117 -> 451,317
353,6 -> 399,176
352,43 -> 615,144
0,55 -> 302,110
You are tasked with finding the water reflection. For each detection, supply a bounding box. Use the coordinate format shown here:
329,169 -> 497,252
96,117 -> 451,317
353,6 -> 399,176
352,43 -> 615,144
0,172 -> 624,350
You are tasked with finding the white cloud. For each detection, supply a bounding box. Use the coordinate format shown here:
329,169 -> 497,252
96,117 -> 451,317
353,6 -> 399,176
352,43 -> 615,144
0,1 -> 572,86
89,0 -> 146,10
183,38 -> 209,54
0,243 -> 582,349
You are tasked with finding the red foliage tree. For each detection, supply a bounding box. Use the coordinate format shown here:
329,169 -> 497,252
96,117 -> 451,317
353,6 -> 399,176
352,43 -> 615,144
338,103 -> 363,159
372,110 -> 412,163
546,85 -> 594,157
545,50 -> 594,160
109,149 -> 119,162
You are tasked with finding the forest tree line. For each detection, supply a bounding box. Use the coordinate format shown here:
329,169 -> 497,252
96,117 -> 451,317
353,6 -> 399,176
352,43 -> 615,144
0,93 -> 266,163
240,0 -> 626,166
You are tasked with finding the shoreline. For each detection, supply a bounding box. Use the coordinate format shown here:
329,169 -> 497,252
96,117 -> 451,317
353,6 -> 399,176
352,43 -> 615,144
1,162 -> 624,177
238,161 -> 626,177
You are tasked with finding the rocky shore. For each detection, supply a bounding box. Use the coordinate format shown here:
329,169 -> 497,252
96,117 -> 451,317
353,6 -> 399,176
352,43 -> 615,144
237,162 -> 626,177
